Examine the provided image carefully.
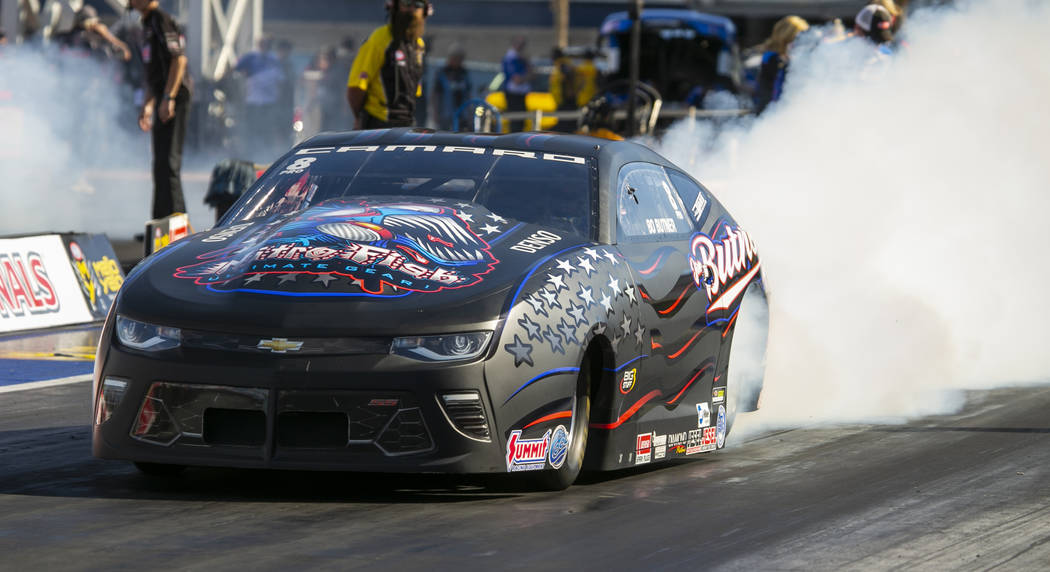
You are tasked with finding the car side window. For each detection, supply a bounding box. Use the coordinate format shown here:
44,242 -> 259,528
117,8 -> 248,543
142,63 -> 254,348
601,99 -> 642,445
617,163 -> 694,242
665,168 -> 711,227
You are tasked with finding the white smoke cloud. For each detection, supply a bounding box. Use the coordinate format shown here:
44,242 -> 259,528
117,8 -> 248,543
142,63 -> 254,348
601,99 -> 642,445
657,0 -> 1050,434
0,47 -> 217,238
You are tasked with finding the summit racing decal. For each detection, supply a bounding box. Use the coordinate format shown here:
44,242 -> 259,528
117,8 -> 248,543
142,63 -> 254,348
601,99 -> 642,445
689,222 -> 761,313
506,429 -> 551,472
174,202 -> 499,296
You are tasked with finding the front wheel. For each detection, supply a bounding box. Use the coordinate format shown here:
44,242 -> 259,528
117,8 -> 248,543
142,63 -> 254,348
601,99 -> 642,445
530,363 -> 591,491
134,462 -> 187,477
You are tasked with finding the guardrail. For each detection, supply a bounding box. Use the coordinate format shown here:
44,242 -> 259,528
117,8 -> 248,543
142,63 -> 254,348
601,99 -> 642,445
487,106 -> 752,134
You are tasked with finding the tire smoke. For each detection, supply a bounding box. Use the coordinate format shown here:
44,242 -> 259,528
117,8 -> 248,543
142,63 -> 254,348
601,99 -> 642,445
657,0 -> 1050,434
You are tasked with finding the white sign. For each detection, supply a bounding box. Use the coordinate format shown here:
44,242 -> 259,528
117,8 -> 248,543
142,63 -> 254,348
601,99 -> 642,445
0,235 -> 95,333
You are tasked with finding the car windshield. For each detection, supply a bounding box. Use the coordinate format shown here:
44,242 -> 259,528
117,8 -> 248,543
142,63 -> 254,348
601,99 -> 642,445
225,144 -> 596,239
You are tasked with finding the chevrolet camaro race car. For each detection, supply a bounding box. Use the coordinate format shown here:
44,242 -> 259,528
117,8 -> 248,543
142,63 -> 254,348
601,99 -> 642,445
92,129 -> 768,489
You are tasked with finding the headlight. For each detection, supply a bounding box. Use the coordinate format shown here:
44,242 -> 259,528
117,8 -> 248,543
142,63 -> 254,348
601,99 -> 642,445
391,332 -> 492,362
115,315 -> 181,351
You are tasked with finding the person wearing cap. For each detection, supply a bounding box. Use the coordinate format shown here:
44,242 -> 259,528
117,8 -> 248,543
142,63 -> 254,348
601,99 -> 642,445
753,15 -> 809,115
854,3 -> 895,47
347,0 -> 428,129
129,0 -> 191,220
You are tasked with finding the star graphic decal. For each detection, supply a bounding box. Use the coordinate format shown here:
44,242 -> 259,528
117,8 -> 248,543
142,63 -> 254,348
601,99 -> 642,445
539,287 -> 562,309
313,273 -> 337,287
243,273 -> 264,284
488,213 -> 508,223
543,325 -> 565,354
278,273 -> 298,284
518,314 -> 543,342
619,313 -> 632,336
555,258 -> 576,276
634,323 -> 645,345
526,294 -> 548,317
456,202 -> 472,208
604,250 -> 619,265
504,334 -> 534,367
459,213 -> 474,223
567,300 -> 588,326
577,284 -> 596,308
607,276 -> 620,296
427,198 -> 445,203
624,286 -> 638,304
584,247 -> 601,261
576,256 -> 596,276
593,322 -> 607,335
558,317 -> 580,346
599,290 -> 613,313
546,272 -> 568,292
480,223 -> 501,234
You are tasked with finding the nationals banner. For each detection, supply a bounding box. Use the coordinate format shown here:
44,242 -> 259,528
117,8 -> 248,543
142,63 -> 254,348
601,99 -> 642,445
0,234 -> 122,333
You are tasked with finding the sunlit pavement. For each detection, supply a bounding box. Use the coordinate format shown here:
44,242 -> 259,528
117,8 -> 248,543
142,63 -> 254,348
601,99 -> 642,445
0,326 -> 99,387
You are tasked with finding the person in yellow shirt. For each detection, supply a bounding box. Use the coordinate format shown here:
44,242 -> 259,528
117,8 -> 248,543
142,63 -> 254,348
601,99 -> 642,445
346,0 -> 429,129
575,49 -> 598,108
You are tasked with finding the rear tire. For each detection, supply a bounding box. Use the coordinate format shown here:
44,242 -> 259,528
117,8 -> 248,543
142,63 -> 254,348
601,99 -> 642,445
134,462 -> 187,477
531,362 -> 591,491
723,284 -> 769,442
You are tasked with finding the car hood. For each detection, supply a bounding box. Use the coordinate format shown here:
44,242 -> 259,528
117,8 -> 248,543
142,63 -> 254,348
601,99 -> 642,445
118,198 -> 590,336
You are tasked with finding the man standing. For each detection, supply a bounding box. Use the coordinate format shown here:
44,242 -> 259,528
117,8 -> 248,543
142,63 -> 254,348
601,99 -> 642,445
500,36 -> 531,132
430,43 -> 471,130
130,0 -> 190,220
346,0 -> 428,129
235,37 -> 285,158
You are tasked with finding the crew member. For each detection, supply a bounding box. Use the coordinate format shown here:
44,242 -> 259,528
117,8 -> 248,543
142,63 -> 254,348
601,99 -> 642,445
129,0 -> 191,220
346,0 -> 429,129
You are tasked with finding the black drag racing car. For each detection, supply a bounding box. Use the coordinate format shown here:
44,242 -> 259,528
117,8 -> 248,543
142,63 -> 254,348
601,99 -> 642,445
93,129 -> 768,489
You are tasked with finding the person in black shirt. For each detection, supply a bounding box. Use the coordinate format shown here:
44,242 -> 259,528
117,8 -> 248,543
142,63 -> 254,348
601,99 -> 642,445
129,0 -> 190,220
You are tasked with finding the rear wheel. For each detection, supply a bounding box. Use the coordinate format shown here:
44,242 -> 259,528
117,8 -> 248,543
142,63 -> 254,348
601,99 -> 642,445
531,362 -> 591,491
134,462 -> 187,477
723,284 -> 769,444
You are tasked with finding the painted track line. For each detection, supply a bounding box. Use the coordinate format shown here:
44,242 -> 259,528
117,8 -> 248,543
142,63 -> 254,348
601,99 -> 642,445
0,374 -> 92,394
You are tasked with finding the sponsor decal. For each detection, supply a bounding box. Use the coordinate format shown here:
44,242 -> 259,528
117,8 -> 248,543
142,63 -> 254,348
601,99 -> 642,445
666,431 -> 688,448
692,427 -> 717,454
654,434 -> 667,460
0,235 -> 98,333
548,425 -> 570,469
716,404 -> 727,449
685,428 -> 705,455
645,218 -> 678,234
691,192 -> 708,222
689,222 -> 760,312
64,235 -> 124,318
712,386 -> 726,404
294,145 -> 587,165
256,337 -> 304,353
509,230 -> 562,254
635,432 -> 652,465
202,223 -> 253,243
367,398 -> 399,407
674,445 -> 686,454
175,202 -> 499,296
620,368 -> 637,394
697,402 -> 711,428
506,429 -> 551,472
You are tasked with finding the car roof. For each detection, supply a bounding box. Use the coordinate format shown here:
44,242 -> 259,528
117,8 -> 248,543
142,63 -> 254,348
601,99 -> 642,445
296,128 -> 673,168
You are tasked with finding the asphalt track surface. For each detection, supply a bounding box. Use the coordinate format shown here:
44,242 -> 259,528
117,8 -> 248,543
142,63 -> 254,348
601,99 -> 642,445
1,329 -> 1049,570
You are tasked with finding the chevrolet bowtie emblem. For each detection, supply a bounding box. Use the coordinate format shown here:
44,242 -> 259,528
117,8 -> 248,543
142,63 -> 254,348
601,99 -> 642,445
256,337 -> 304,353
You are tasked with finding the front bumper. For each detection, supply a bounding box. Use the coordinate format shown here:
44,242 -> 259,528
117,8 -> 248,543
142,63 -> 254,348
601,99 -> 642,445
92,344 -> 507,473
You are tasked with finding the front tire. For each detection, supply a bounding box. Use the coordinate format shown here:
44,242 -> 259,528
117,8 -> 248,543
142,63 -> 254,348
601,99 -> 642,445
531,362 -> 591,491
134,462 -> 187,477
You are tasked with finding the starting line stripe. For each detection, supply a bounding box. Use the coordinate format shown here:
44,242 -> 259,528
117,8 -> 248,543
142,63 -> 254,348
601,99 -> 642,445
0,374 -> 93,394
